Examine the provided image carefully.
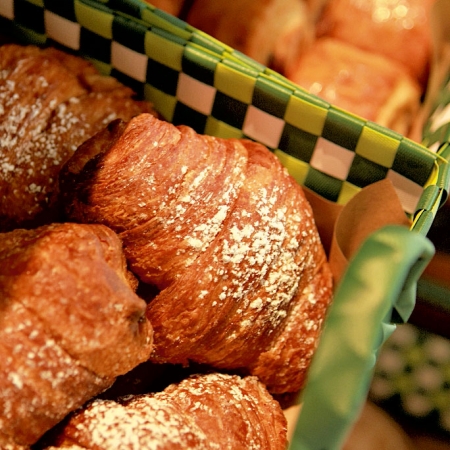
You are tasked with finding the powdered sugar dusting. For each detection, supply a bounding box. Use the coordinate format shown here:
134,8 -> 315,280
0,55 -> 87,220
202,174 -> 317,341
0,300 -> 109,443
67,398 -> 210,450
57,373 -> 286,449
0,46 -> 150,228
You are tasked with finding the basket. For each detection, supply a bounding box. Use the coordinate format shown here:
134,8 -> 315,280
1,1 -> 449,448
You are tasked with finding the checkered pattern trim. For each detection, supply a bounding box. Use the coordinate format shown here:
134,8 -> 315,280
1,0 -> 448,234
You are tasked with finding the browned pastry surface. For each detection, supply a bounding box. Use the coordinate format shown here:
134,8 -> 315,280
315,0 -> 436,86
47,372 -> 288,450
186,0 -> 314,74
0,44 -> 155,232
287,37 -> 421,135
0,222 -> 153,447
144,0 -> 187,17
59,113 -> 333,394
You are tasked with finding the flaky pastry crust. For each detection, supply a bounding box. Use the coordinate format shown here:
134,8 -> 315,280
0,222 -> 153,447
0,44 -> 155,231
46,373 -> 288,450
60,113 -> 333,394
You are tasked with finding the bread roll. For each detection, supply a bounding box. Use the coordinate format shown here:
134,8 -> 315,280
46,373 -> 288,449
0,222 -> 153,447
316,0 -> 436,86
0,44 -> 155,232
59,113 -> 333,394
287,37 -> 421,135
186,0 -> 314,74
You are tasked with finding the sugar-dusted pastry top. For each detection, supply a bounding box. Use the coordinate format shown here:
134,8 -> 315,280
59,113 -> 333,394
46,372 -> 288,450
0,44 -> 155,232
0,222 -> 153,448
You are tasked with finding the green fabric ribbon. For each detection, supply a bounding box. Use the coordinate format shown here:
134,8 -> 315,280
290,225 -> 435,450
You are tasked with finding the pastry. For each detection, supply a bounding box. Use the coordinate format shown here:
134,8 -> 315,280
144,0 -> 187,17
59,112 -> 333,394
186,0 -> 314,74
286,37 -> 421,135
0,44 -> 155,232
316,0 -> 436,86
0,222 -> 153,447
45,373 -> 288,450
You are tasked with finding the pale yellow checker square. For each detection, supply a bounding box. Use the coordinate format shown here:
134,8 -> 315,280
144,32 -> 183,72
143,84 -> 177,122
204,117 -> 244,139
75,1 -> 113,40
355,127 -> 400,168
311,137 -> 355,181
215,63 -> 255,105
284,96 -> 328,136
387,169 -> 423,215
337,182 -> 361,206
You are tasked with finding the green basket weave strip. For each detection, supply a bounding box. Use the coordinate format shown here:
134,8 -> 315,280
1,0 -> 448,232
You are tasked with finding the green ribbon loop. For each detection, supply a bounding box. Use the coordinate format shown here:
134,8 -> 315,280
290,225 -> 435,450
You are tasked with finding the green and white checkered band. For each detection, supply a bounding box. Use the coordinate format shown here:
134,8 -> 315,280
1,0 -> 448,235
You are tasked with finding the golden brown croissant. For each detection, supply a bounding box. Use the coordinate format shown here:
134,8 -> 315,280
0,44 -> 155,232
315,0 -> 436,86
45,372 -> 288,449
185,0 -> 314,75
286,38 -> 421,135
59,113 -> 333,394
0,222 -> 153,448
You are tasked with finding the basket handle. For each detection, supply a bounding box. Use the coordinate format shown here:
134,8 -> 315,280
289,224 -> 435,450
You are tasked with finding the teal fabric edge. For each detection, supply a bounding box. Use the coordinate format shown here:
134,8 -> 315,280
289,225 -> 435,450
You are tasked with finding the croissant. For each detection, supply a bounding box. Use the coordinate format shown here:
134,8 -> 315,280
44,372 -> 288,449
59,113 -> 333,394
315,0 -> 436,86
0,44 -> 155,232
185,0 -> 314,75
0,222 -> 153,448
286,38 -> 421,135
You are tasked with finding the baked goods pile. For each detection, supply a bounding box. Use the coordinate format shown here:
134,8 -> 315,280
59,113 -> 333,395
0,44 -> 154,232
0,223 -> 153,447
44,373 -> 288,449
184,0 -> 314,76
0,43 -> 332,449
155,0 -> 436,137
